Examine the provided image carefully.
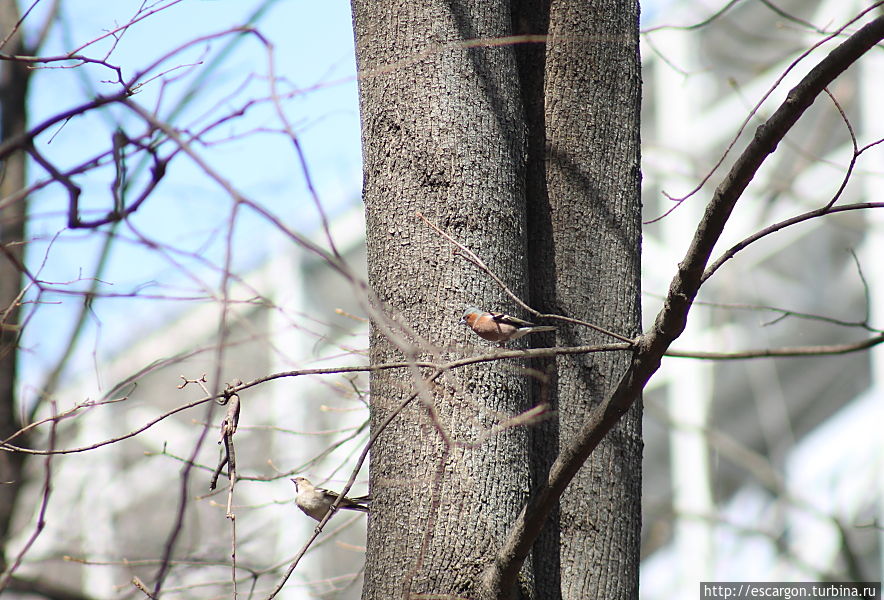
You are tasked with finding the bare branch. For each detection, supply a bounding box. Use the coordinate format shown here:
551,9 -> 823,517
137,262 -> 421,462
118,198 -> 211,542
152,381 -> 218,597
417,212 -> 636,344
666,332 -> 884,359
0,401 -> 56,591
66,0 -> 187,58
702,201 -> 884,284
257,30 -> 343,260
644,291 -> 882,332
641,0 -> 742,34
0,0 -> 40,51
132,576 -> 158,600
0,51 -> 125,84
644,1 -> 884,223
1,342 -> 629,456
265,366 -> 442,599
483,12 -> 884,597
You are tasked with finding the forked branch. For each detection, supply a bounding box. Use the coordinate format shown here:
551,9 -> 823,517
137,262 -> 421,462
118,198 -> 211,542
483,13 -> 884,599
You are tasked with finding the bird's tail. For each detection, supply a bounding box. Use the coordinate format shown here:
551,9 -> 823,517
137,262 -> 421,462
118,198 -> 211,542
529,326 -> 556,332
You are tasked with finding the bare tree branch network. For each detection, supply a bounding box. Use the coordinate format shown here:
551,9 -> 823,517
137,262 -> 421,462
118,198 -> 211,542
0,1 -> 882,599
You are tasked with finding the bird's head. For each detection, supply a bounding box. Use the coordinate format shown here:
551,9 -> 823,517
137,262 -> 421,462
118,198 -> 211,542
460,306 -> 482,326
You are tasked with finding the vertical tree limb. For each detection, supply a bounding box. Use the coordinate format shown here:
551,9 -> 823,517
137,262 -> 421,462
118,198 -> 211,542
0,0 -> 31,573
483,12 -> 884,600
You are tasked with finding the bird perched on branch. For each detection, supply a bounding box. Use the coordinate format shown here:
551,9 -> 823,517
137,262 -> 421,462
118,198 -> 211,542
460,306 -> 556,343
291,477 -> 370,521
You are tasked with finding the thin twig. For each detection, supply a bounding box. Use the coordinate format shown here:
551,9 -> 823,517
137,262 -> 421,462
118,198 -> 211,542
666,332 -> 884,359
702,201 -> 884,283
9,327 -> 884,458
417,212 -> 636,344
643,2 -> 884,224
265,368 -> 446,599
152,376 -> 217,597
0,400 -> 57,592
256,30 -> 343,261
0,0 -> 40,51
484,12 -> 884,597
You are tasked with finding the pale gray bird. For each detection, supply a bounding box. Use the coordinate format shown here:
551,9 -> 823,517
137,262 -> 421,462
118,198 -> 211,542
291,477 -> 369,521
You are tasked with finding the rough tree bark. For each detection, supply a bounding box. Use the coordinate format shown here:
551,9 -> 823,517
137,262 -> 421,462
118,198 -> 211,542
526,1 -> 642,598
352,1 -> 640,598
352,2 -> 535,598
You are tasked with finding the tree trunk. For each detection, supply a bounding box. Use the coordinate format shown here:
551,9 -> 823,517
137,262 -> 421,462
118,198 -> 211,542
352,2 -> 534,598
352,0 -> 641,598
0,0 -> 31,573
527,1 -> 642,598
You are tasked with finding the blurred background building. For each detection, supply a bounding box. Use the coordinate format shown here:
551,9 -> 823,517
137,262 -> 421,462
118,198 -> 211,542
639,0 -> 883,596
11,210 -> 371,599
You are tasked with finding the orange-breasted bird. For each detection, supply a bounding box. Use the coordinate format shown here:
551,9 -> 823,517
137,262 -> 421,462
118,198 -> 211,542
460,306 -> 555,343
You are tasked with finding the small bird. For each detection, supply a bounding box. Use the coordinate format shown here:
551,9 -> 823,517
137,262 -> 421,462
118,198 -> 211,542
291,477 -> 370,521
460,306 -> 556,343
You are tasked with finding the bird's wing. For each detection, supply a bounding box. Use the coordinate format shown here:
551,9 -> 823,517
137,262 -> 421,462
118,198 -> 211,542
319,487 -> 369,510
317,488 -> 341,502
490,312 -> 535,327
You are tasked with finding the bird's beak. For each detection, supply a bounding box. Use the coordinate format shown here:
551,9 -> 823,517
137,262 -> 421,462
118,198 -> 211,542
290,478 -> 298,491
459,317 -> 466,326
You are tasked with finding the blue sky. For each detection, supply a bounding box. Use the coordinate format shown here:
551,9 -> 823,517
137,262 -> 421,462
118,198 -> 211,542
20,0 -> 364,394
18,0 -> 673,398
